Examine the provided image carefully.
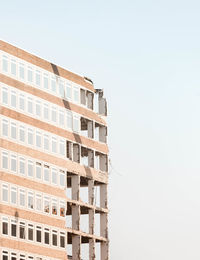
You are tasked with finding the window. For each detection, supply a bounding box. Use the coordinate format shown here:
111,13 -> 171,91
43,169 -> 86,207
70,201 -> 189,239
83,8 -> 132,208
36,194 -> 42,211
60,200 -> 65,217
11,252 -> 17,260
2,87 -> 8,104
19,157 -> 25,175
44,196 -> 50,213
11,90 -> 17,108
36,100 -> 41,117
2,151 -> 8,169
36,226 -> 42,243
2,184 -> 8,202
19,94 -> 25,111
52,199 -> 58,215
2,119 -> 8,137
66,111 -> 72,129
52,137 -> 57,153
11,154 -> 17,172
28,66 -> 33,83
51,76 -> 56,93
59,80 -> 65,98
44,165 -> 50,182
44,134 -> 49,151
28,97 -> 33,114
43,103 -> 49,120
60,232 -> 65,248
19,63 -> 25,80
59,139 -> 65,156
28,224 -> 34,241
2,251 -> 8,260
52,168 -> 57,185
11,122 -> 17,139
2,55 -> 8,72
11,219 -> 17,237
44,228 -> 50,244
36,70 -> 41,87
19,221 -> 26,239
28,160 -> 34,177
36,162 -> 42,180
28,128 -> 33,145
73,86 -> 79,103
52,230 -> 58,246
28,192 -> 34,209
19,125 -> 25,142
60,170 -> 65,187
59,109 -> 64,127
73,115 -> 79,132
19,189 -> 25,207
20,255 -> 26,260
2,217 -> 8,235
11,187 -> 17,204
51,106 -> 57,123
36,131 -> 42,148
43,73 -> 49,89
66,83 -> 72,100
11,59 -> 17,76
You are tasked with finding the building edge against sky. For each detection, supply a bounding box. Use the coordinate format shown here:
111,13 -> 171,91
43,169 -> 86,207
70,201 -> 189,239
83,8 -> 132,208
0,40 -> 109,260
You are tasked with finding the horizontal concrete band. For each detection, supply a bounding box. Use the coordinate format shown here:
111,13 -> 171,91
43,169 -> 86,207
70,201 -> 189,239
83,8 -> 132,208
0,139 -> 108,184
0,73 -> 106,126
0,40 -> 94,92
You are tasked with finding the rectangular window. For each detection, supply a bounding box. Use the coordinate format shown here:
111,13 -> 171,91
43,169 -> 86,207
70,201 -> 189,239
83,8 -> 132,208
66,83 -> 72,100
60,232 -> 65,248
19,189 -> 25,207
2,217 -> 8,235
11,90 -> 17,108
44,228 -> 50,244
59,109 -> 64,127
28,128 -> 34,145
43,103 -> 49,120
51,106 -> 57,123
19,125 -> 25,142
44,196 -> 50,213
60,200 -> 65,217
2,87 -> 8,104
59,139 -> 65,156
20,255 -> 26,260
11,219 -> 17,237
73,86 -> 79,103
36,100 -> 41,117
36,193 -> 42,211
60,170 -> 65,187
2,55 -> 8,72
52,136 -> 57,153
44,165 -> 50,182
19,157 -> 25,175
44,134 -> 49,151
36,131 -> 42,148
52,168 -> 57,185
11,59 -> 17,76
19,63 -> 25,80
2,184 -> 8,202
28,191 -> 34,209
43,73 -> 49,89
73,115 -> 79,132
19,94 -> 25,111
11,186 -> 17,204
51,76 -> 56,93
27,66 -> 33,83
36,70 -> 41,87
2,119 -> 8,137
28,224 -> 34,241
52,230 -> 58,246
11,154 -> 17,172
2,151 -> 8,169
59,80 -> 65,98
36,162 -> 42,180
11,253 -> 17,260
52,198 -> 58,215
28,160 -> 34,177
19,221 -> 26,239
66,111 -> 72,129
11,122 -> 17,139
2,251 -> 8,260
28,97 -> 33,114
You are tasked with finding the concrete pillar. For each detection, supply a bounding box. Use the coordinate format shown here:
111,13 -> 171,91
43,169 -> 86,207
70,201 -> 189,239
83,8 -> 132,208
88,120 -> 94,139
88,180 -> 94,205
100,213 -> 108,238
100,184 -> 107,209
101,241 -> 109,260
72,175 -> 80,201
89,238 -> 96,260
72,205 -> 80,230
88,150 -> 94,168
72,235 -> 81,260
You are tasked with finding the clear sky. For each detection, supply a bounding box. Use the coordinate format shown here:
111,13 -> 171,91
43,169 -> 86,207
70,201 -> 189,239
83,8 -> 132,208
1,0 -> 200,259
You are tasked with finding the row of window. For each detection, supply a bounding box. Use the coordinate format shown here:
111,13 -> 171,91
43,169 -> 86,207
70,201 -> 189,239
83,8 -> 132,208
1,182 -> 66,218
1,215 -> 66,249
1,116 -> 66,158
1,84 -> 80,133
0,51 -> 84,107
1,248 -> 58,260
1,149 -> 65,188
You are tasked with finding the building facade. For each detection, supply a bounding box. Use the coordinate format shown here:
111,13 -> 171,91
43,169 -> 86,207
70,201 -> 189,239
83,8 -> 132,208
0,40 -> 108,260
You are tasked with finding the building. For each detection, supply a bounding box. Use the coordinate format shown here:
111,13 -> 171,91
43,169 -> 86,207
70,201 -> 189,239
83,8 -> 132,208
0,40 -> 109,260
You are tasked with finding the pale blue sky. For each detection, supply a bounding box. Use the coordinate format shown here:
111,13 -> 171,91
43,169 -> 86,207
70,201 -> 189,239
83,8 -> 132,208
1,0 -> 200,259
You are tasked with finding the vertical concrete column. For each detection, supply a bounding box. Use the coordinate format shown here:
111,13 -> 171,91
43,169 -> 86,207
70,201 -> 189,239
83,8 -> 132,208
88,120 -> 94,139
88,150 -> 94,168
88,180 -> 95,205
72,175 -> 80,201
100,213 -> 108,238
72,235 -> 81,260
89,238 -> 96,260
72,205 -> 80,230
101,241 -> 109,260
72,175 -> 80,231
100,184 -> 107,209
